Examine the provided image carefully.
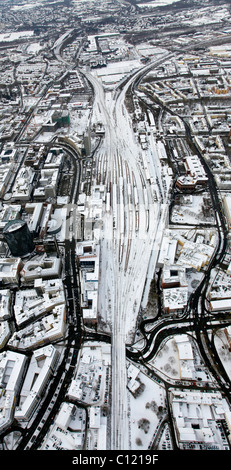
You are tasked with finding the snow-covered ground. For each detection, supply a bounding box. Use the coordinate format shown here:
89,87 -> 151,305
171,194 -> 215,225
128,364 -> 167,450
214,329 -> 231,380
138,0 -> 182,7
0,31 -> 34,42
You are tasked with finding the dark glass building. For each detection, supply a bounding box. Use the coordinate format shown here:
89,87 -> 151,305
3,219 -> 35,257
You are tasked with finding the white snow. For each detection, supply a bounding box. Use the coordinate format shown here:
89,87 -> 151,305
0,31 -> 34,42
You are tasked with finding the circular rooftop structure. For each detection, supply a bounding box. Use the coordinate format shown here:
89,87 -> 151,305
3,219 -> 35,257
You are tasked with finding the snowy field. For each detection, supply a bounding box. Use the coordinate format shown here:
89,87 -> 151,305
11,1 -> 63,10
138,0 -> 182,7
0,31 -> 34,42
171,194 -> 215,225
26,43 -> 43,54
128,363 -> 167,450
214,329 -> 231,380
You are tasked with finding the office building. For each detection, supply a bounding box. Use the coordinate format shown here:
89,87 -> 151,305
3,220 -> 35,257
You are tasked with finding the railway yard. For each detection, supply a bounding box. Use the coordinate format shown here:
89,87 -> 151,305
1,0 -> 231,456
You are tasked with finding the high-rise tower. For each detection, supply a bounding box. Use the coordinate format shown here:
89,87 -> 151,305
3,220 -> 35,257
